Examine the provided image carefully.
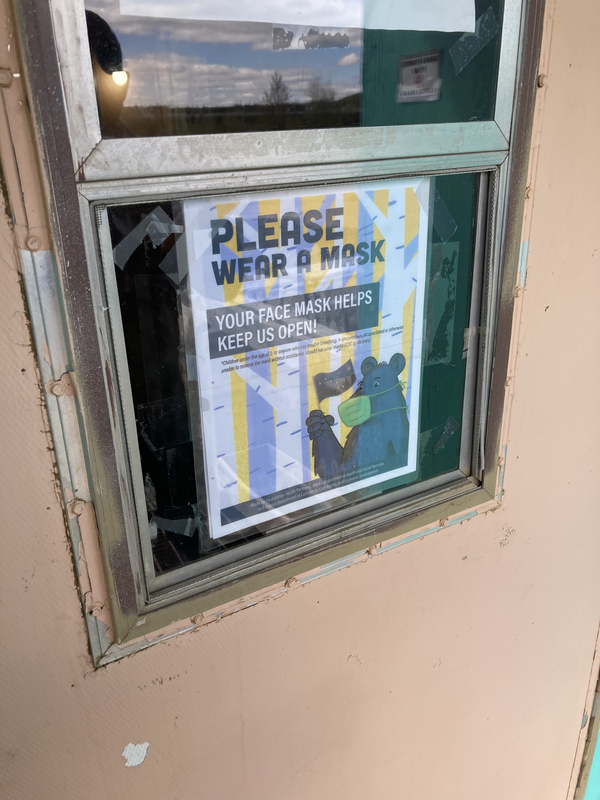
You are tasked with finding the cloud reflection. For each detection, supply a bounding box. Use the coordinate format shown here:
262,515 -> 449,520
123,52 -> 360,107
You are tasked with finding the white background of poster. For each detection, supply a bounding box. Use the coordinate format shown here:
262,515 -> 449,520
184,178 -> 431,539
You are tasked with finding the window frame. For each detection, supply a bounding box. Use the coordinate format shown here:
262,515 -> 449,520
14,0 -> 546,663
92,165 -> 492,591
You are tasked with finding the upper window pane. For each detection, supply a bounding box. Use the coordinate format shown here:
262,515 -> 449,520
84,0 -> 503,138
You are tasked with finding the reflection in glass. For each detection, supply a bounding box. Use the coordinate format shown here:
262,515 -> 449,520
84,0 -> 503,138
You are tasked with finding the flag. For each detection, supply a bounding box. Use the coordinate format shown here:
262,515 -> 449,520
314,360 -> 356,403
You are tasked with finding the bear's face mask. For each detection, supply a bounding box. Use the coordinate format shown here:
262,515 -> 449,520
338,382 -> 407,427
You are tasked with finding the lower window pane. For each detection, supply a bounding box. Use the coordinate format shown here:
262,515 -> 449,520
107,172 -> 478,576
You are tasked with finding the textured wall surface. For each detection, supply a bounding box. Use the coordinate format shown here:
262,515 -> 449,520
1,0 -> 600,798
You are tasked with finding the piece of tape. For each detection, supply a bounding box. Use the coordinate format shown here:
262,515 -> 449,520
449,7 -> 500,76
414,181 -> 458,243
112,206 -> 184,272
434,416 -> 460,453
186,354 -> 198,382
433,189 -> 458,243
463,325 -> 484,357
151,514 -> 197,538
273,25 -> 351,51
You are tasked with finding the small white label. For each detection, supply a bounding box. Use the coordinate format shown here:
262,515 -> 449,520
397,50 -> 441,103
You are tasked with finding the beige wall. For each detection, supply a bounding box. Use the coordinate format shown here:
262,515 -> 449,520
2,0 -> 600,797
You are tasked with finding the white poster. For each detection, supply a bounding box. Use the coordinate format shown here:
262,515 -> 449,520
184,179 -> 431,539
120,0 -> 475,33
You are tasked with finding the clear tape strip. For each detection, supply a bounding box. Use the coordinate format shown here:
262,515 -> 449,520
415,180 -> 458,243
112,206 -> 184,273
449,7 -> 500,76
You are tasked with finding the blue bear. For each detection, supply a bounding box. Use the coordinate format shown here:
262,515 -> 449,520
306,353 -> 410,480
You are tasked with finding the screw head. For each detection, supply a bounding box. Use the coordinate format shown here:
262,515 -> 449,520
26,235 -> 41,251
50,382 -> 65,397
71,500 -> 86,516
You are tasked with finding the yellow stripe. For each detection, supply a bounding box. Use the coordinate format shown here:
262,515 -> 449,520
302,194 -> 326,293
373,189 -> 389,218
405,188 -> 419,250
343,191 -> 359,252
372,221 -> 386,364
371,191 -> 389,364
216,201 -> 244,306
256,198 -> 282,389
216,201 -> 248,499
229,364 -> 249,502
259,198 -> 281,298
216,201 -> 238,218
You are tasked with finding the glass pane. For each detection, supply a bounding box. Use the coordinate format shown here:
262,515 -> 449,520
84,0 -> 503,138
107,172 -> 479,576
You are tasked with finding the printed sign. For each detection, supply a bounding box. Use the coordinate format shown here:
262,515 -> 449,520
397,50 -> 442,103
184,179 -> 431,538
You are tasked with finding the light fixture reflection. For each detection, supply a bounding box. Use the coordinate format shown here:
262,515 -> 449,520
112,70 -> 128,86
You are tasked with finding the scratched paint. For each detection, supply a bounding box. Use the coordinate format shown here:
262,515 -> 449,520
122,743 -> 150,767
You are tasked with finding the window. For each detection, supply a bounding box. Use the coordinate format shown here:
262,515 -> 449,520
17,0 -> 543,661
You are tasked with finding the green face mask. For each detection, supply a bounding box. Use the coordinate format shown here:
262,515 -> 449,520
338,382 -> 407,428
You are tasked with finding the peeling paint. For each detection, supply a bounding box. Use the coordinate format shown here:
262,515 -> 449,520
100,505 -> 493,665
499,525 -> 516,549
122,742 -> 149,767
497,444 -> 508,501
40,341 -> 52,366
518,238 -> 530,288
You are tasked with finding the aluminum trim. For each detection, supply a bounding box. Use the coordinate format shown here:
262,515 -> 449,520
20,247 -> 112,660
95,206 -> 158,587
78,151 -> 507,204
49,0 -> 100,170
458,171 -> 490,475
494,0 -> 526,139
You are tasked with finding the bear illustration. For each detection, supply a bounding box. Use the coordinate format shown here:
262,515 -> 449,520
306,353 -> 410,480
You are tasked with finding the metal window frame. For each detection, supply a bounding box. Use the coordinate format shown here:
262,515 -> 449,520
12,0 -> 546,664
91,163 -> 491,593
